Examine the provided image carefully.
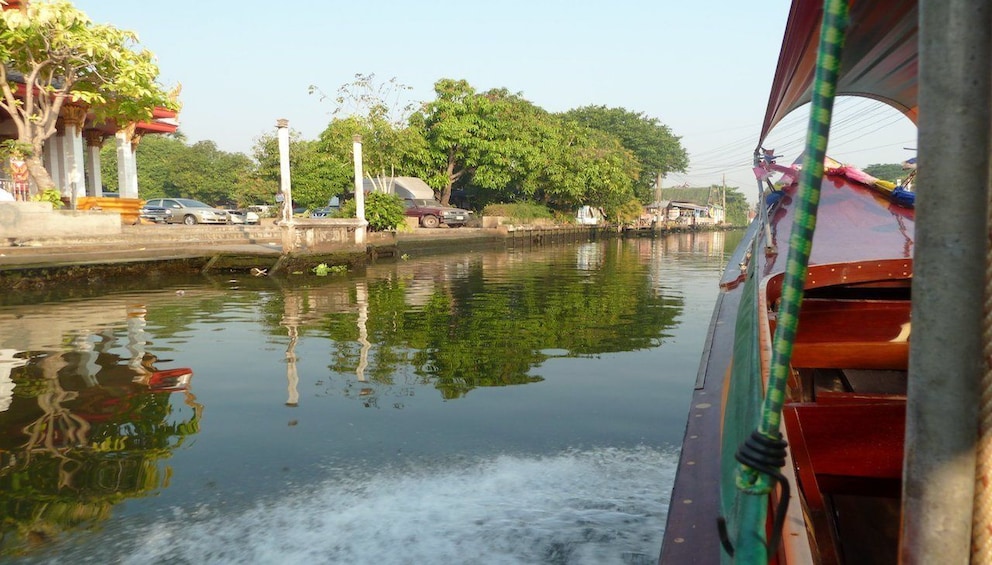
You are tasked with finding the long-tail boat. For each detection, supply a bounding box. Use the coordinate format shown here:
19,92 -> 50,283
660,0 -> 990,563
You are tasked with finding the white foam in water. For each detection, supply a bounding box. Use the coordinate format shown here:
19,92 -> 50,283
96,447 -> 677,565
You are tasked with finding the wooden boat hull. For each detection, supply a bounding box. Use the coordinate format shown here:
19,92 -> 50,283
661,171 -> 914,564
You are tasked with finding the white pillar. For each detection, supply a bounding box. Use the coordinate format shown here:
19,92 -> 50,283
85,131 -> 104,197
277,119 -> 292,225
46,133 -> 64,192
352,134 -> 367,245
115,129 -> 138,198
62,124 -> 86,203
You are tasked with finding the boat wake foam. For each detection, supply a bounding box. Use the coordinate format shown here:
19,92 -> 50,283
76,446 -> 679,565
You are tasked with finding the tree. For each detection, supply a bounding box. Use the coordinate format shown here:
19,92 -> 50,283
308,74 -> 426,202
254,128 -> 349,210
101,134 -> 260,205
0,1 -> 177,191
562,106 -> 688,202
863,162 -> 910,183
336,191 -> 405,231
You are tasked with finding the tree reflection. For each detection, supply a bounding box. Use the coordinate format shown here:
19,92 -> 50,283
308,242 -> 684,401
0,347 -> 200,557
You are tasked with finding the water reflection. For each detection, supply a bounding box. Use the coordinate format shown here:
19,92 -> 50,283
0,300 -> 201,557
0,234 -> 738,561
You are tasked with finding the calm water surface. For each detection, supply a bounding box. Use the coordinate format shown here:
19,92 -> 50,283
0,231 -> 740,564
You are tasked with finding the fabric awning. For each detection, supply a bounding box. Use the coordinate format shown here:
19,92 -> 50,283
759,0 -> 919,144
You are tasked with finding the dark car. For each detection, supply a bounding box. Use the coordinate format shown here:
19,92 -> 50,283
403,198 -> 470,228
311,196 -> 342,218
139,204 -> 170,224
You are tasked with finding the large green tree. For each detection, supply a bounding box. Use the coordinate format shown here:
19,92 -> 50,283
101,134 -> 259,205
412,80 -> 640,211
562,106 -> 688,202
253,130 -> 342,210
0,1 -> 177,191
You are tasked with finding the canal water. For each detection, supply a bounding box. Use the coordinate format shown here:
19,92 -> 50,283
0,231 -> 741,564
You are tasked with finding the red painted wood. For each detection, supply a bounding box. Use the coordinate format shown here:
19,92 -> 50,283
786,401 -> 906,481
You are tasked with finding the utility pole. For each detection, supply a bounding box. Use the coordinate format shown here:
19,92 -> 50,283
722,174 -> 727,224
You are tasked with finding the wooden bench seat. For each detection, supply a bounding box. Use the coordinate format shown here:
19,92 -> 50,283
778,298 -> 912,370
783,399 -> 906,563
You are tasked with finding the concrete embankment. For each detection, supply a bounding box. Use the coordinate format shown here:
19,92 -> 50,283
0,224 -> 601,290
0,222 -> 724,290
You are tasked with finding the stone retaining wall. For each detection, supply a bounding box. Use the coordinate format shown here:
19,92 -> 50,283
0,202 -> 122,241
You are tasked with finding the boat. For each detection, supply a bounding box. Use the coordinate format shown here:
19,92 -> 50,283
660,0 -> 989,563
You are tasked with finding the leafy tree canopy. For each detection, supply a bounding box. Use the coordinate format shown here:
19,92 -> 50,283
562,105 -> 688,201
0,1 -> 177,190
863,162 -> 912,184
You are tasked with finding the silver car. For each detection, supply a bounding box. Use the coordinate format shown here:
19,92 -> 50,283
146,198 -> 230,225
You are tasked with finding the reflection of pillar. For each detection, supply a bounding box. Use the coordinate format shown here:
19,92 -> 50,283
356,282 -> 371,382
0,349 -> 27,414
73,332 -> 100,387
126,305 -> 148,375
285,324 -> 299,407
25,352 -> 90,453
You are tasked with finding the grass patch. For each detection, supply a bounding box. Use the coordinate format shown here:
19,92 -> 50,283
481,201 -> 554,224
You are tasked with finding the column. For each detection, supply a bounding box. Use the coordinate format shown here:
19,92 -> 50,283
60,105 -> 87,202
352,134 -> 367,245
115,126 -> 140,198
44,132 -> 64,193
277,119 -> 292,224
84,130 -> 105,197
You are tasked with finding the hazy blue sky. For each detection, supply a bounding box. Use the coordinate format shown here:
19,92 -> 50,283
74,0 -> 917,195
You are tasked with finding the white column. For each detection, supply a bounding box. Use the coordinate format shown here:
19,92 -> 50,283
62,124 -> 86,202
85,131 -> 104,197
46,133 -> 65,193
115,129 -> 138,198
277,119 -> 292,225
352,134 -> 367,245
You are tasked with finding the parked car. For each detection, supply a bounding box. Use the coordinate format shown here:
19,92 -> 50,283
228,209 -> 260,225
144,198 -> 231,225
311,196 -> 341,218
403,198 -> 471,228
139,204 -> 170,224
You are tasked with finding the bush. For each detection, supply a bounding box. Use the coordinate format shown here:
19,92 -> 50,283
611,198 -> 645,226
337,192 -> 405,231
481,201 -> 553,224
31,188 -> 64,208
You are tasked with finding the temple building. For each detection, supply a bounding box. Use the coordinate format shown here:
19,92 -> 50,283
0,0 -> 180,202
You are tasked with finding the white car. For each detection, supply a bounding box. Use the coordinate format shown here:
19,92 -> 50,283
145,198 -> 231,225
228,209 -> 260,225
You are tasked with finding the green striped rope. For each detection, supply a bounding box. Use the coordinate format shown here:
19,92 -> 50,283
736,0 -> 849,494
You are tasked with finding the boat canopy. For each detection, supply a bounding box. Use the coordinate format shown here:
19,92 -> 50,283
759,0 -> 919,144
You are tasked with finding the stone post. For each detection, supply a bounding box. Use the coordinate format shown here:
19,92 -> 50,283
277,119 -> 295,251
352,134 -> 367,245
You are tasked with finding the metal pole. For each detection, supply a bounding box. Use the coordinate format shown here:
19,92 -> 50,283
902,1 -> 990,562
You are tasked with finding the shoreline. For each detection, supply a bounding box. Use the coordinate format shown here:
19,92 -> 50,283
0,223 -> 738,291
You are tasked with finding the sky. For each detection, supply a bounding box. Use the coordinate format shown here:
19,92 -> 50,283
73,0 -> 917,200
